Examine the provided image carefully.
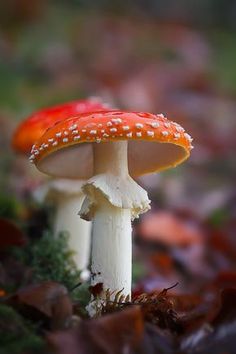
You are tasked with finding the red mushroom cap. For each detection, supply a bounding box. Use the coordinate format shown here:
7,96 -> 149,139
31,110 -> 193,179
12,98 -> 109,154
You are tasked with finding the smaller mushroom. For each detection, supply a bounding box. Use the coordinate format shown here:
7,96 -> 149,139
12,98 -> 109,274
46,179 -> 92,272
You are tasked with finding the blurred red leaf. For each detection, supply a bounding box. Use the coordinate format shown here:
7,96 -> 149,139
88,282 -> 103,298
0,218 -> 27,250
137,211 -> 202,247
213,271 -> 236,290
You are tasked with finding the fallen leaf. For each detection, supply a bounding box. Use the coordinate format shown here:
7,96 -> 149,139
212,288 -> 236,326
0,218 -> 27,250
133,286 -> 183,333
137,211 -> 202,247
7,281 -> 73,330
48,305 -> 143,354
88,282 -> 103,298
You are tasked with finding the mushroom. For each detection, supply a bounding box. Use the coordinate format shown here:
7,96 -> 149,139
30,110 -> 193,305
12,98 -> 109,154
12,98 -> 109,274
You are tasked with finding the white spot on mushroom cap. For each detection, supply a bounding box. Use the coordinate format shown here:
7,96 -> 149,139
74,135 -> 80,141
127,132 -> 132,138
149,122 -> 160,128
147,131 -> 154,137
111,118 -> 122,124
72,130 -> 78,135
174,133 -> 180,139
175,125 -> 184,133
90,130 -> 97,135
56,132 -> 62,137
110,128 -> 117,133
107,121 -> 112,127
63,138 -> 69,143
135,123 -> 144,129
162,131 -> 169,137
69,124 -> 77,131
184,133 -> 193,142
122,126 -> 130,131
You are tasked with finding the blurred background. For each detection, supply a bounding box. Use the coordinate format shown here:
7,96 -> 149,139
1,0 -> 236,295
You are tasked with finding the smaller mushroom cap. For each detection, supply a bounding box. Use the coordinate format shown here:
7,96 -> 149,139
31,110 -> 193,179
12,98 -> 109,154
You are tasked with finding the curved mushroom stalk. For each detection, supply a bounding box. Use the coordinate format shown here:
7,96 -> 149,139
80,141 -> 150,301
54,193 -> 91,272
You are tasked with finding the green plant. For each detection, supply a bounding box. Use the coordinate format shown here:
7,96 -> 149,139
0,304 -> 45,354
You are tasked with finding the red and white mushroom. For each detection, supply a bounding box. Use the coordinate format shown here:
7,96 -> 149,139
31,110 -> 193,311
12,98 -> 109,275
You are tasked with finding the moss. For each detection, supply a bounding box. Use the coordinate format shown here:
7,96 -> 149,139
15,232 -> 81,292
72,282 -> 91,313
0,304 -> 45,354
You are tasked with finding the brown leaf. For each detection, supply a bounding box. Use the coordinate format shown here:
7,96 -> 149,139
88,282 -> 103,298
48,305 -> 144,354
212,288 -> 236,326
0,218 -> 27,250
213,271 -> 236,290
141,323 -> 176,354
133,286 -> 183,333
7,281 -> 73,330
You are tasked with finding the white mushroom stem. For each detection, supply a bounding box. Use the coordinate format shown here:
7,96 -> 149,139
80,140 -> 150,302
91,193 -> 132,295
54,192 -> 91,272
